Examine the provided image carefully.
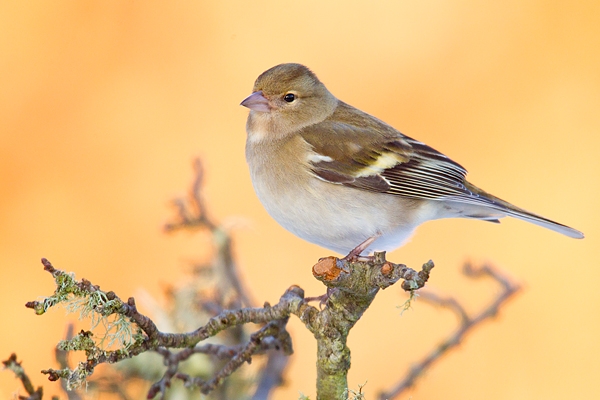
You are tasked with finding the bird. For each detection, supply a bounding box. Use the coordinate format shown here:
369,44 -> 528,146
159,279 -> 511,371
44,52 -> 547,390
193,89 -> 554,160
241,63 -> 583,256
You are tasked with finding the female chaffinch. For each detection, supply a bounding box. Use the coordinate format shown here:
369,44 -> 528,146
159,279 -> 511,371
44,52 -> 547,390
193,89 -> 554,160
241,63 -> 583,255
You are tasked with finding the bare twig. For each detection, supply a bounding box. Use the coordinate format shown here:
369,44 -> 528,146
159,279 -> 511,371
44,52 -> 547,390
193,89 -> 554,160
378,262 -> 521,399
252,350 -> 290,399
2,353 -> 43,400
164,158 -> 254,310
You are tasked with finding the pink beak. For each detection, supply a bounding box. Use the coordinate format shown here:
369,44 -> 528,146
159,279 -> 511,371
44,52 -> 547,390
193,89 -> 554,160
240,91 -> 271,112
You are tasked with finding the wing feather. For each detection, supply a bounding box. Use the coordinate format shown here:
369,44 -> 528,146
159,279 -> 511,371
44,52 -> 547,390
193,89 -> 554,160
300,101 -> 480,203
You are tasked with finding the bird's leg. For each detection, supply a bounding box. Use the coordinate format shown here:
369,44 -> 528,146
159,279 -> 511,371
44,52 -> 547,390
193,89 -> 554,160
304,287 -> 335,308
343,233 -> 381,262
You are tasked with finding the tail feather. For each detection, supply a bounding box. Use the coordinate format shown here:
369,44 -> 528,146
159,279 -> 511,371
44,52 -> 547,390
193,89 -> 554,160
455,182 -> 584,239
502,207 -> 584,239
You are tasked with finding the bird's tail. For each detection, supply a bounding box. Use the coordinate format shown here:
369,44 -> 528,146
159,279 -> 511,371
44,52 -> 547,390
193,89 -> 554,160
449,182 -> 584,239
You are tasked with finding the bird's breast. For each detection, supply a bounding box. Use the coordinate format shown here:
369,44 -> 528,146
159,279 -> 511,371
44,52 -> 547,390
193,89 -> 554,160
245,135 -> 430,253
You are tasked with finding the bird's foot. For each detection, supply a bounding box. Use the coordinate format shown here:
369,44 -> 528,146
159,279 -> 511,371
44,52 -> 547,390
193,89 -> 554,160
304,288 -> 335,309
343,234 -> 381,262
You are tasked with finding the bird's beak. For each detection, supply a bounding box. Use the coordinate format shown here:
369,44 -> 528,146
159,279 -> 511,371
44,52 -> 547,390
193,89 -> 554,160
240,91 -> 271,112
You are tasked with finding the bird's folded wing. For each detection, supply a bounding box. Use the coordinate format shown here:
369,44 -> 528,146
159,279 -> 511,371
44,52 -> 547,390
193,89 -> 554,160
299,101 -> 477,202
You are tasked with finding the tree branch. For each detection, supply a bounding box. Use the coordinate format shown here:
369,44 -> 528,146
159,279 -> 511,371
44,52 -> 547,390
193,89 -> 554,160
25,258 -> 303,395
301,253 -> 434,399
26,251 -> 433,399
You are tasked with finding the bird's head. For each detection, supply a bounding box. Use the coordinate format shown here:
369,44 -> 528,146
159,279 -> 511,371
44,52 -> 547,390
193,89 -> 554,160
241,63 -> 337,141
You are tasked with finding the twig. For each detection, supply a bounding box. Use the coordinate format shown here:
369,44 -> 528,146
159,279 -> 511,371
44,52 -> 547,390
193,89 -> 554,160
163,159 -> 214,231
252,350 -> 290,399
164,158 -> 254,309
148,322 -> 291,399
2,353 -> 43,400
54,325 -> 83,400
378,262 -> 521,399
175,318 -> 292,395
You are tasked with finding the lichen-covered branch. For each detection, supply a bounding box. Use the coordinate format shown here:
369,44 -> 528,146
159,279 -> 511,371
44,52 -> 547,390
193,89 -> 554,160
25,258 -> 301,395
299,253 -> 434,400
25,251 -> 433,399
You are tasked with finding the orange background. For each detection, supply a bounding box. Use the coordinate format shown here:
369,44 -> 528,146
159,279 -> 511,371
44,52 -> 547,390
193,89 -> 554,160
1,2 -> 599,399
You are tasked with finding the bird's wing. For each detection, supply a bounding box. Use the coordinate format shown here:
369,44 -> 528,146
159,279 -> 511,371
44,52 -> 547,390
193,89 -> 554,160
300,101 -> 477,201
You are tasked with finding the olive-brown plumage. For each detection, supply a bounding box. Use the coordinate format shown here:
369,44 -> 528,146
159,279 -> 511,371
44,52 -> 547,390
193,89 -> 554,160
241,63 -> 583,254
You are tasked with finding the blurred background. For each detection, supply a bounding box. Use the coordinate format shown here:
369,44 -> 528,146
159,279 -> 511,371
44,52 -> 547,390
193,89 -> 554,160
1,1 -> 599,399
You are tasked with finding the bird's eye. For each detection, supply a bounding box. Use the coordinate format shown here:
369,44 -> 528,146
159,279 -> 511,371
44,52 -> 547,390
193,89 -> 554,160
283,93 -> 296,103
